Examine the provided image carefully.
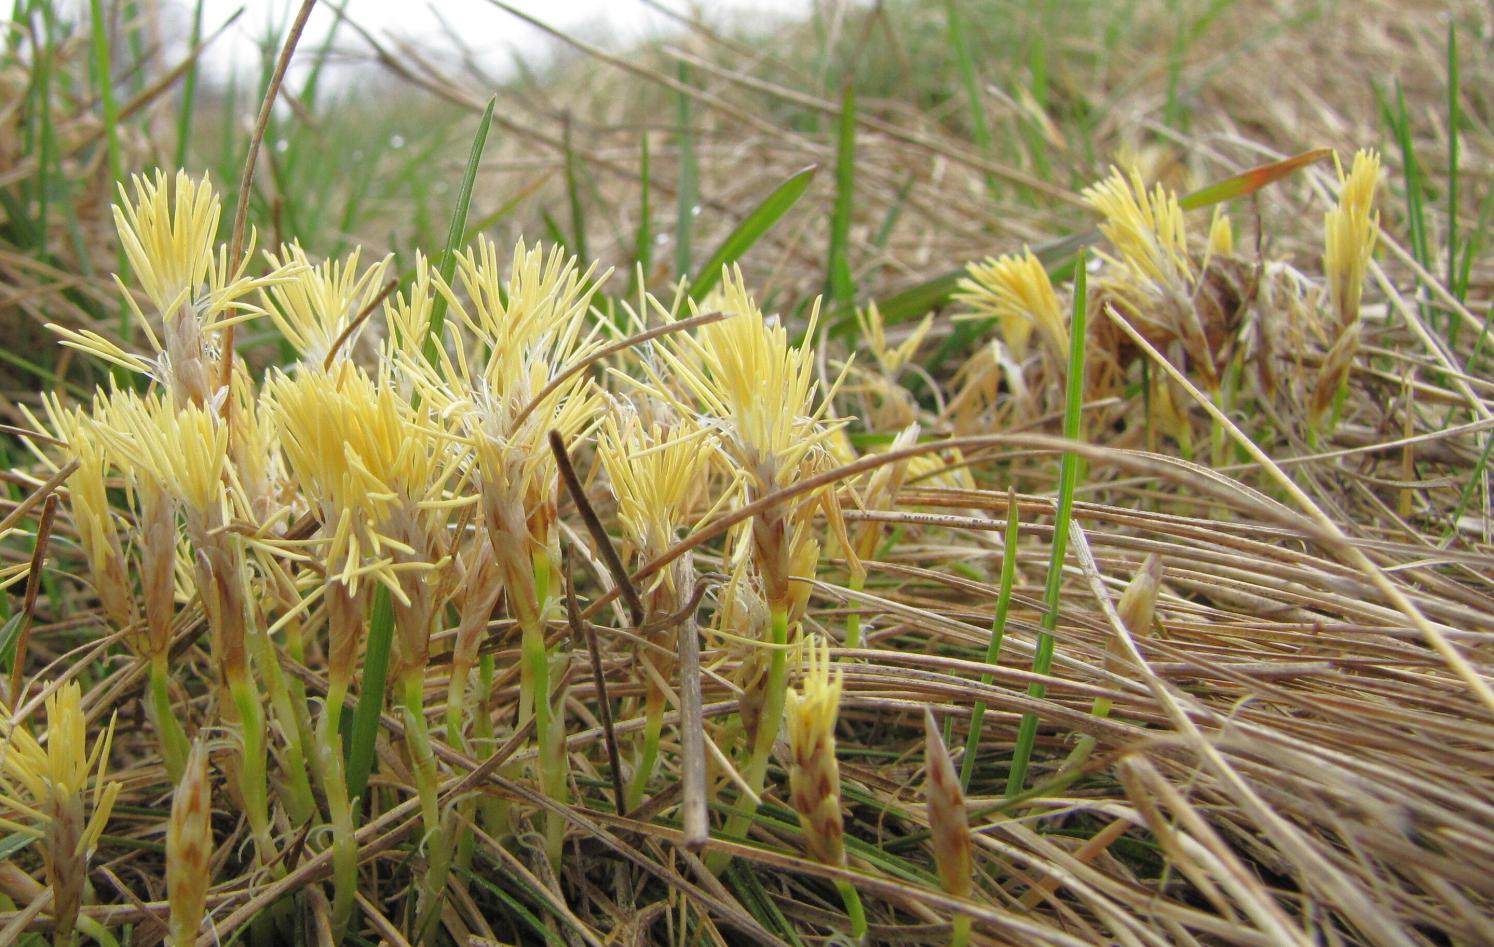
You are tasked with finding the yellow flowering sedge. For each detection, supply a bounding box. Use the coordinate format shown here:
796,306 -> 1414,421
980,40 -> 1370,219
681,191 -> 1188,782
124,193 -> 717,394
19,396 -> 136,636
956,247 -> 1068,362
0,683 -> 122,945
405,237 -> 608,870
599,412 -> 714,809
49,170 -> 294,409
1323,150 -> 1381,331
1313,150 -> 1381,429
1084,164 -> 1193,296
260,243 -> 393,368
656,269 -> 848,860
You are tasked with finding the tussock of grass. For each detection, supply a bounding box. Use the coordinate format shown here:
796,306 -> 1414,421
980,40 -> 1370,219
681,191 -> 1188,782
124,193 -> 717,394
0,2 -> 1490,946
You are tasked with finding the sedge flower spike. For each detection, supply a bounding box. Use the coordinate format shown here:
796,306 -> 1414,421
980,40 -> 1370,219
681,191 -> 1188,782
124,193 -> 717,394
956,247 -> 1068,361
112,169 -> 222,319
261,243 -> 394,368
1312,151 -> 1381,427
598,414 -> 712,570
653,267 -> 839,498
167,742 -> 213,947
1084,164 -> 1193,292
19,396 -> 136,632
1084,163 -> 1233,391
785,637 -> 847,868
0,683 -> 122,945
854,301 -> 933,377
1323,149 -> 1381,330
50,170 -> 295,408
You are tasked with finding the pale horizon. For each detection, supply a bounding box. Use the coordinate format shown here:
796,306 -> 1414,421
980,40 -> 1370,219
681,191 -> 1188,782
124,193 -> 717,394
186,0 -> 815,88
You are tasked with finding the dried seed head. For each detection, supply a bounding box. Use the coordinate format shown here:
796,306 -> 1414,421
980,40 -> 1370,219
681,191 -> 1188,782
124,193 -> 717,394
1117,554 -> 1163,640
956,247 -> 1068,362
1311,321 -> 1363,423
852,424 -> 922,567
785,637 -> 846,868
1323,150 -> 1381,330
167,742 -> 213,947
923,710 -> 972,900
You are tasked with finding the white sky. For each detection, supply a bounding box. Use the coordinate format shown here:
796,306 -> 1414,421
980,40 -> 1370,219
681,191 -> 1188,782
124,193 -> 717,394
189,0 -> 814,85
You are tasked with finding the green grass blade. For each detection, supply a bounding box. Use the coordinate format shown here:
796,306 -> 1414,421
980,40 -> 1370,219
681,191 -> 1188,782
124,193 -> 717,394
826,82 -> 856,305
540,209 -> 568,252
420,95 -> 496,368
0,832 -> 33,861
688,164 -> 817,302
463,854 -> 588,945
674,61 -> 697,279
1006,249 -> 1087,797
86,0 -> 120,185
344,583 -> 394,803
960,489 -> 1020,792
630,133 -> 651,298
31,2 -> 59,259
1381,80 -> 1431,329
174,0 -> 206,169
0,612 -> 24,670
460,174 -> 550,247
1445,21 -> 1461,342
1454,186 -> 1491,307
873,171 -> 915,251
726,861 -> 806,947
89,0 -> 129,341
1444,418 -> 1494,543
1178,147 -> 1332,210
944,0 -> 997,196
563,116 -> 588,263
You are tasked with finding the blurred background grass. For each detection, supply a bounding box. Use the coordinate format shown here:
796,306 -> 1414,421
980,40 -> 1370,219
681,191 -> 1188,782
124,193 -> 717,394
3,0 -> 1486,395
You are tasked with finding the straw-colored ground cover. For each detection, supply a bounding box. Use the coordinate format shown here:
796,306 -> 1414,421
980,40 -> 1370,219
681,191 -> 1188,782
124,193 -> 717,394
0,2 -> 1489,945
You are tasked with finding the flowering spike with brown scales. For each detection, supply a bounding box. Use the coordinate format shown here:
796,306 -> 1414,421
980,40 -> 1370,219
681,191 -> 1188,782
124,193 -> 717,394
167,741 -> 212,947
923,710 -> 973,947
786,638 -> 866,940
